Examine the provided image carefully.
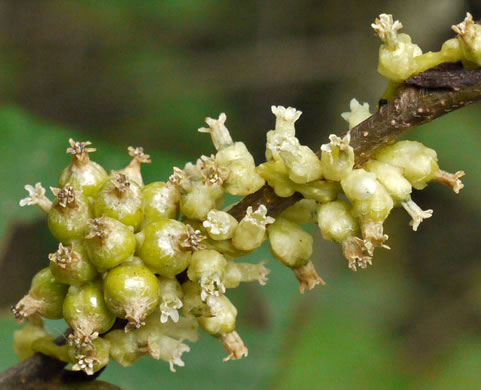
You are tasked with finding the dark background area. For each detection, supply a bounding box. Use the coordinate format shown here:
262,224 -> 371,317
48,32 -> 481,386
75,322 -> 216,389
0,1 -> 480,389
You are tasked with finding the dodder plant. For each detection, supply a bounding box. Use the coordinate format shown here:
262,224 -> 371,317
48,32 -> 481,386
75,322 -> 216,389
5,12 -> 480,384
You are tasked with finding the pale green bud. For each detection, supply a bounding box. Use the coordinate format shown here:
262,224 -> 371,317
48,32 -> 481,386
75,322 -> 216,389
320,134 -> 355,181
180,181 -> 224,221
375,140 -> 438,190
223,260 -> 270,288
216,142 -> 265,195
104,329 -> 140,367
295,179 -> 341,203
452,12 -> 481,66
372,14 -> 423,81
196,295 -> 237,336
19,183 -> 52,214
70,337 -> 110,376
341,99 -> 372,129
158,276 -> 184,323
280,199 -> 318,225
13,322 -> 51,361
203,210 -> 238,240
266,106 -> 302,160
341,169 -> 378,201
365,160 -> 411,203
277,136 -> 323,184
317,200 -> 359,243
232,205 -> 275,251
256,160 -> 297,197
187,249 -> 227,304
267,217 -> 312,269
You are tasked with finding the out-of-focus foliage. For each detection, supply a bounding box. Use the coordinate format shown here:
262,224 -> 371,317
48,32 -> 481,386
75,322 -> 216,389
0,0 -> 480,389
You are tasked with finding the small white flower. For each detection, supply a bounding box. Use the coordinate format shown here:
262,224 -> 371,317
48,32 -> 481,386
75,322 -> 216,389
198,113 -> 234,150
160,297 -> 183,323
244,205 -> 275,227
371,14 -> 403,43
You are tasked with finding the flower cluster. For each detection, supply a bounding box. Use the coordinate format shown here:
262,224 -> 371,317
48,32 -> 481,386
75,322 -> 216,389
11,13 -> 468,376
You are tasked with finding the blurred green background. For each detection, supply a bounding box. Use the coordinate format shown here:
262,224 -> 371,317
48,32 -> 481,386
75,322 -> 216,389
1,1 -> 480,389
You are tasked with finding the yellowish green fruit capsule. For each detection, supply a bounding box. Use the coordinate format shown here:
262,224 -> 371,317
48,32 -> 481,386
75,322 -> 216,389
63,281 -> 116,347
279,199 -> 318,225
136,219 -> 204,277
158,276 -> 183,323
104,263 -> 160,330
49,241 -> 97,285
48,185 -> 92,244
452,13 -> 481,66
58,139 -> 108,197
188,249 -> 227,304
223,260 -> 270,288
232,205 -> 274,251
13,322 -> 51,361
93,172 -> 144,231
104,329 -> 141,367
84,216 -> 136,272
31,335 -> 70,363
12,267 -> 68,322
142,181 -> 180,226
203,209 -> 238,240
341,168 -> 378,201
196,295 -> 248,361
341,99 -> 372,130
199,113 -> 265,195
365,160 -> 433,231
19,183 -> 52,214
267,217 -> 324,293
351,182 -> 393,255
317,200 -> 371,271
119,146 -> 151,187
372,14 -> 423,82
320,134 -> 355,181
375,140 -> 465,192
69,337 -> 111,376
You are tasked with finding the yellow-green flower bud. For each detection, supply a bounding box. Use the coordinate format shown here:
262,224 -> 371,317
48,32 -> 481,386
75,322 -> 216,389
452,12 -> 481,66
69,337 -> 111,375
104,329 -> 140,367
277,136 -> 323,184
256,160 -> 297,198
279,199 -> 318,225
372,14 -> 423,81
188,249 -> 227,304
365,160 -> 433,231
295,180 -> 341,203
180,180 -> 224,221
341,169 -> 378,201
232,205 -> 275,251
320,134 -> 355,181
203,209 -> 238,240
341,99 -> 372,130
19,183 -> 52,214
266,105 -> 302,160
223,260 -> 270,288
158,276 -> 183,323
13,322 -> 51,361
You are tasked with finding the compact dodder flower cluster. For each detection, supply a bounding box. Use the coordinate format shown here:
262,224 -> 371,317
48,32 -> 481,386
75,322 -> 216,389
12,12 -> 472,375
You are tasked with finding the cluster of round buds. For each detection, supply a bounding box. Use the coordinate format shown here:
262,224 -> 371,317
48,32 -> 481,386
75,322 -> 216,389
372,12 -> 481,82
12,87 -> 465,373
